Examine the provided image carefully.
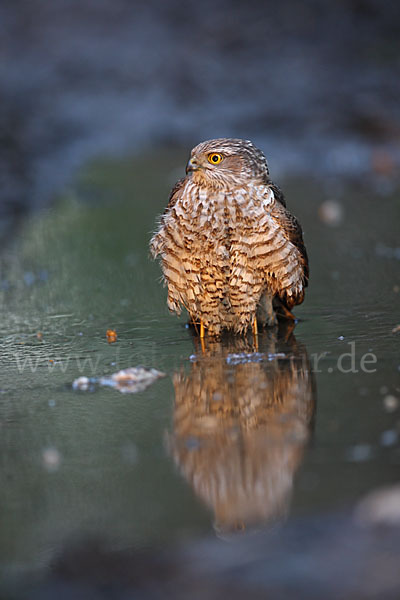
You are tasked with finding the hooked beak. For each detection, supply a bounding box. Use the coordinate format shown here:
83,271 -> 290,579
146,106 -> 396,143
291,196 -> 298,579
186,157 -> 200,174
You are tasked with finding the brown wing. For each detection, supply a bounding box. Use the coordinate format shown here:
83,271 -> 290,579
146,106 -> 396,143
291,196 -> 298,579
269,189 -> 309,308
150,177 -> 187,259
163,177 -> 186,215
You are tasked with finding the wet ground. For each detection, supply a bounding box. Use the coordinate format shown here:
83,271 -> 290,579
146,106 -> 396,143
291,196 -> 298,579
0,152 -> 399,597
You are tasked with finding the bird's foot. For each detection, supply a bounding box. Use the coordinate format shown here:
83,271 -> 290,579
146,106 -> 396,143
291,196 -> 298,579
276,304 -> 296,322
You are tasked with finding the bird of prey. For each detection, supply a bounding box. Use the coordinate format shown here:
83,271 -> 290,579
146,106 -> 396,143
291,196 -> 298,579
150,138 -> 308,337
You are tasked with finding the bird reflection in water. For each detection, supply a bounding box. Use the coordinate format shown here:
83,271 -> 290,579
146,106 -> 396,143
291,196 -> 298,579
167,325 -> 316,535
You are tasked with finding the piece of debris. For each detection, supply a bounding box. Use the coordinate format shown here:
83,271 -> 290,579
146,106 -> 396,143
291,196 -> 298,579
72,367 -> 165,394
226,352 -> 286,365
383,394 -> 399,412
42,447 -> 61,472
106,328 -> 118,343
392,324 -> 400,334
318,200 -> 343,226
355,484 -> 400,526
100,367 -> 165,393
72,376 -> 94,391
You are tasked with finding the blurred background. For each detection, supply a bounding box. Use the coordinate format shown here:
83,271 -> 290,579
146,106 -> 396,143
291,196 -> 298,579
1,0 -> 399,236
1,1 -> 400,598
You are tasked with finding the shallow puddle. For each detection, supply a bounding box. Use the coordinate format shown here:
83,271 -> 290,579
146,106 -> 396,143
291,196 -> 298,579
0,153 -> 399,592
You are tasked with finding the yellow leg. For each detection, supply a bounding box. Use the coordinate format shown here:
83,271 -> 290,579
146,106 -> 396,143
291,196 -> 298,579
252,316 -> 258,337
252,316 -> 259,352
199,320 -> 205,353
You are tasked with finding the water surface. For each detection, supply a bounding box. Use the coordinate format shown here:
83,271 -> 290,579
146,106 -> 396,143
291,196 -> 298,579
0,153 -> 399,591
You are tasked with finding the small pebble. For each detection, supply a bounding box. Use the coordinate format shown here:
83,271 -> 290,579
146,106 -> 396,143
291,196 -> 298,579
380,430 -> 398,447
72,376 -> 90,391
318,200 -> 343,226
42,447 -> 61,472
346,444 -> 372,462
383,394 -> 399,412
356,484 -> 400,526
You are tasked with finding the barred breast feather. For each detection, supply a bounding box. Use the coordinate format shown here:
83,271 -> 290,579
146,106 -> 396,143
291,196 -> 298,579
150,177 -> 308,335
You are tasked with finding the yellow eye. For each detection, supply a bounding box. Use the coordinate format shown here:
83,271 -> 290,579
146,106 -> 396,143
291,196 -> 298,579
207,152 -> 223,165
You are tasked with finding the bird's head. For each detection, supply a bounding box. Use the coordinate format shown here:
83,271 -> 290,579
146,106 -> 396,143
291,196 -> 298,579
185,138 -> 270,190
